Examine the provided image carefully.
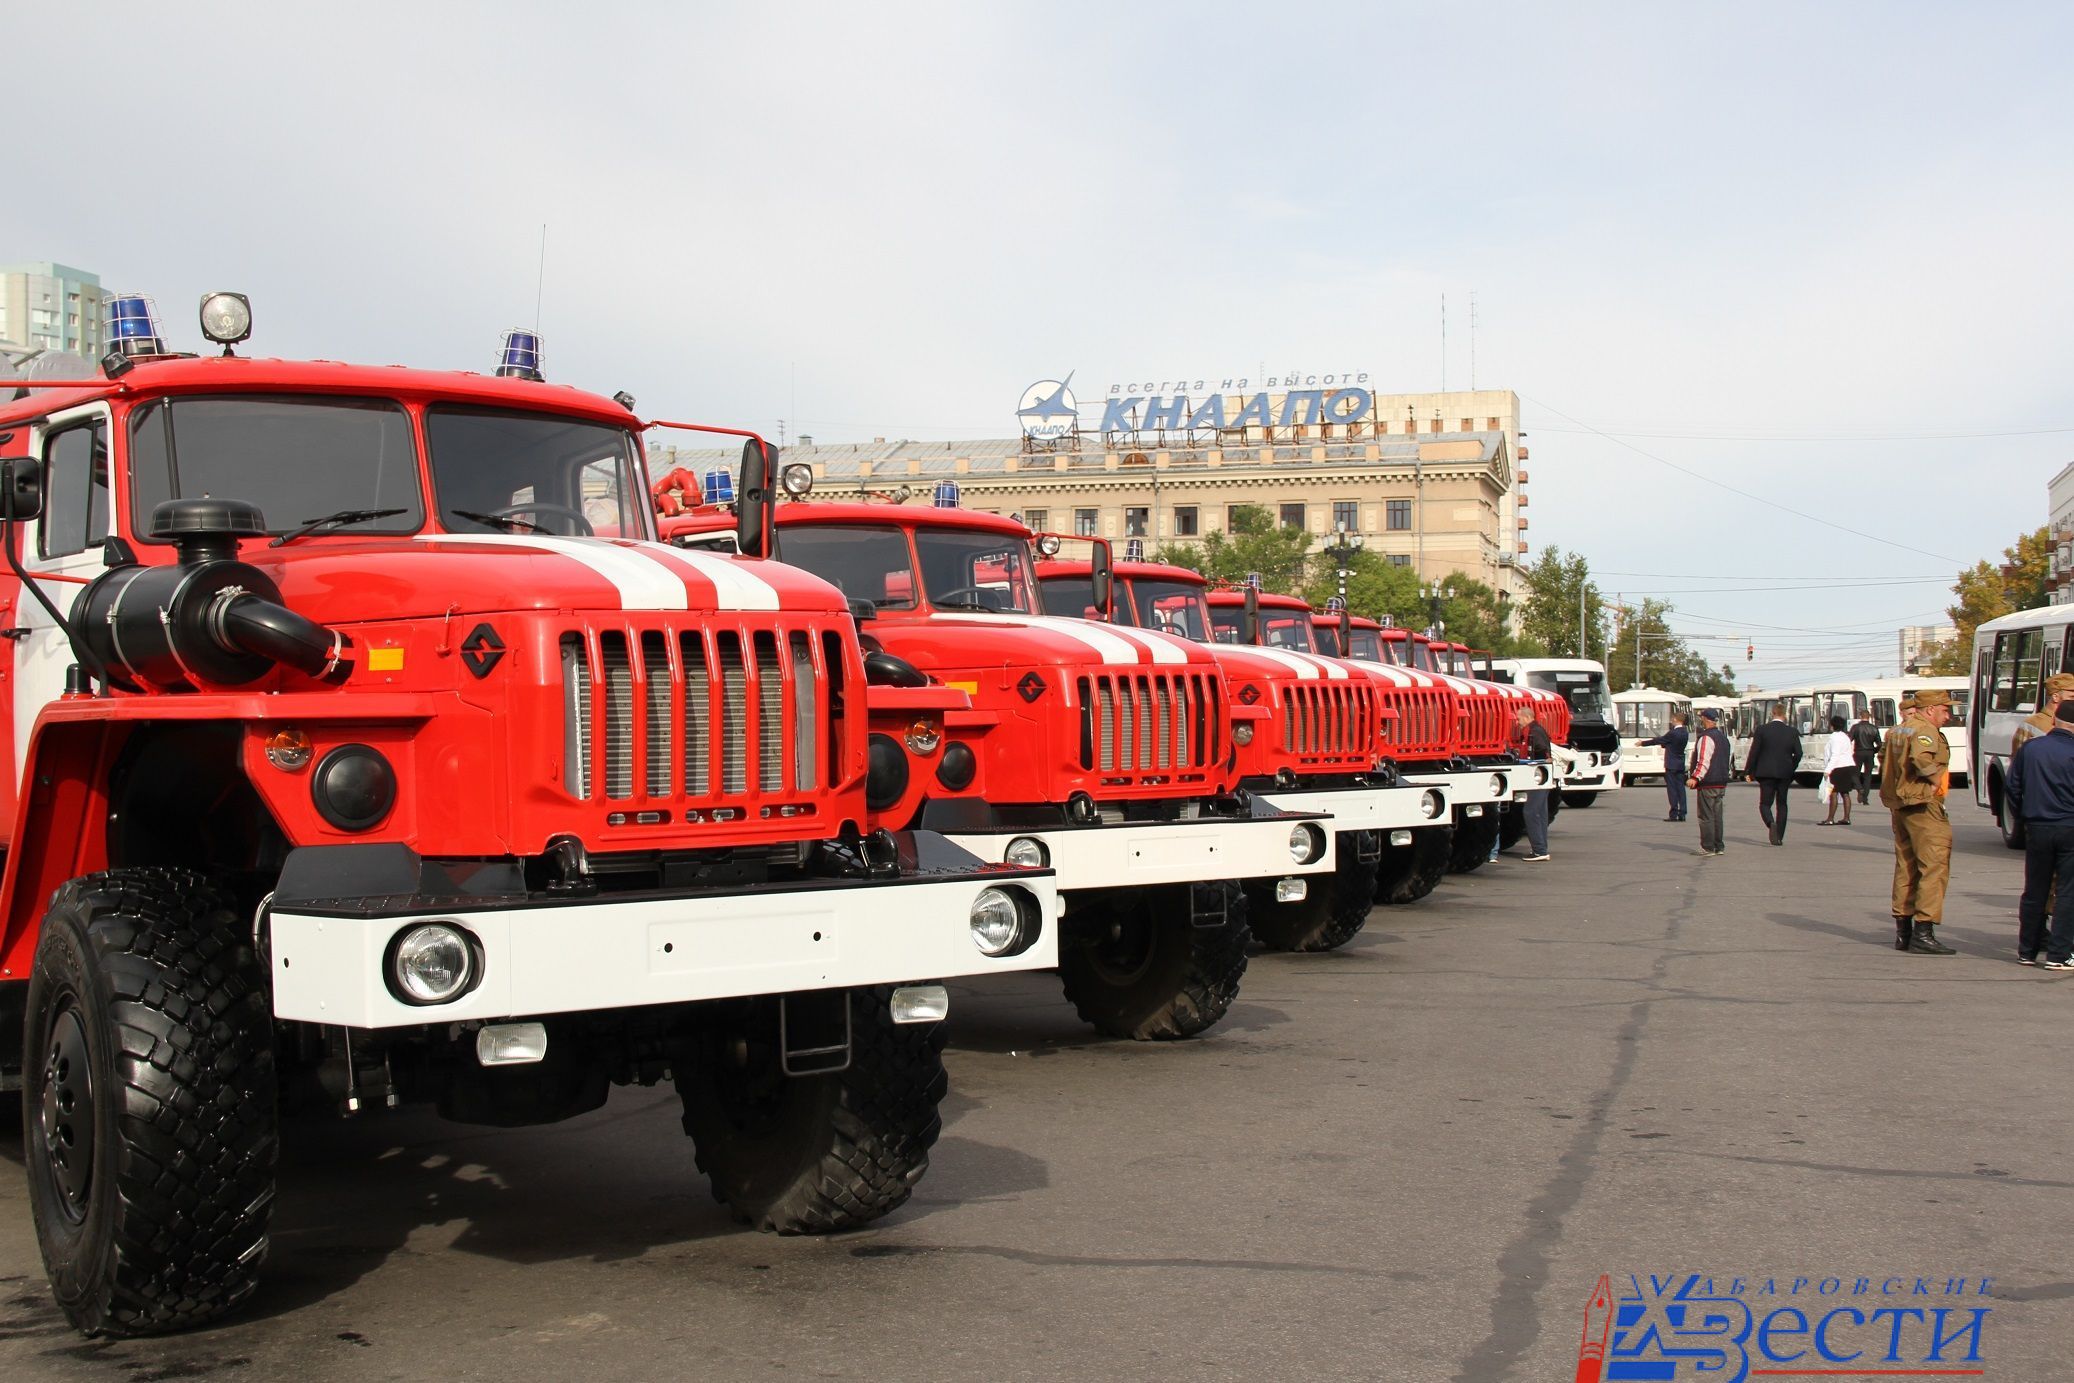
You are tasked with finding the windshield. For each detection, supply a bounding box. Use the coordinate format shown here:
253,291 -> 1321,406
914,529 -> 1036,612
426,406 -> 646,539
1132,581 -> 1210,641
774,524 -> 918,610
1209,606 -> 1317,649
1528,670 -> 1613,721
128,394 -> 425,538
1617,701 -> 1686,738
1040,575 -> 1100,620
1348,630 -> 1382,662
1806,691 -> 1867,731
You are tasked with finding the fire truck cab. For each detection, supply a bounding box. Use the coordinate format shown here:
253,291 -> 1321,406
0,302 -> 1057,1336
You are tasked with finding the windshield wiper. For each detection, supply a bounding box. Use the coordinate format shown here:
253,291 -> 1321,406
451,508 -> 549,534
269,507 -> 409,547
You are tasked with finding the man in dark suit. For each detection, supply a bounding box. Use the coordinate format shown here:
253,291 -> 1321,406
1746,704 -> 1804,845
1641,711 -> 1691,821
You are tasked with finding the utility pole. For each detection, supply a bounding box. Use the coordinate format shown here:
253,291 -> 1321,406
1578,580 -> 1586,659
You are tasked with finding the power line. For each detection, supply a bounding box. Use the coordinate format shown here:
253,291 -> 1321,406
1535,424 -> 2074,443
1523,395 -> 1967,566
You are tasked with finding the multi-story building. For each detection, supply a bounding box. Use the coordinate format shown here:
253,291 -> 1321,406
0,262 -> 104,361
2047,461 -> 2074,605
655,380 -> 1530,602
1899,623 -> 1958,674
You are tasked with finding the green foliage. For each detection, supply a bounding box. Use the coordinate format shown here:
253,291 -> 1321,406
1155,504 -> 1310,593
1519,546 -> 1612,659
1605,598 -> 1737,696
1923,526 -> 2050,674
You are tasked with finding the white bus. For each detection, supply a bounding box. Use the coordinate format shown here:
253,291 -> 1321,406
1612,687 -> 1691,782
1970,606 -> 2072,845
1482,657 -> 1623,804
1735,679 -> 1969,786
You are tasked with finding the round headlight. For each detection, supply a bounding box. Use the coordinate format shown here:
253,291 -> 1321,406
1488,772 -> 1506,796
389,922 -> 477,1005
1004,836 -> 1048,868
1536,765 -> 1552,785
1035,534 -> 1063,557
780,462 -> 815,497
904,718 -> 942,754
313,743 -> 396,831
1232,721 -> 1255,746
198,290 -> 252,345
1288,822 -> 1325,864
969,887 -> 1030,956
1420,789 -> 1445,819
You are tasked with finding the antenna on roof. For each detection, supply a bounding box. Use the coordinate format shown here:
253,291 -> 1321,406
1469,290 -> 1477,390
1440,293 -> 1446,393
534,224 -> 547,333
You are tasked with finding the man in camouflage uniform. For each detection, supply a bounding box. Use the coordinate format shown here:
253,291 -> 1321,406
1881,688 -> 1956,954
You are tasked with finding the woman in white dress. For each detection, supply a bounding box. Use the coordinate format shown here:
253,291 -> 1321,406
1819,714 -> 1858,825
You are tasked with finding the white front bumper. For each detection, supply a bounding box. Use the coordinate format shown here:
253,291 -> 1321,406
947,811 -> 1335,892
1404,764 -> 1553,809
270,872 -> 1060,1030
1252,782 -> 1451,832
1564,749 -> 1623,790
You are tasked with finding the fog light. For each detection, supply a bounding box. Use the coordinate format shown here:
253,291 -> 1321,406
476,1022 -> 547,1066
890,984 -> 949,1024
1288,822 -> 1325,864
1004,835 -> 1048,868
1067,792 -> 1099,824
1275,878 -> 1307,903
904,717 -> 942,754
1420,789 -> 1445,819
1389,829 -> 1414,847
969,887 -> 1030,956
198,290 -> 252,346
1232,721 -> 1255,746
388,922 -> 477,1005
1464,803 -> 1484,817
265,727 -> 314,771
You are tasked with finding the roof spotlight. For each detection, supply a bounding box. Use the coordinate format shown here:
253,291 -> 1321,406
1035,534 -> 1063,557
198,291 -> 252,348
780,462 -> 815,497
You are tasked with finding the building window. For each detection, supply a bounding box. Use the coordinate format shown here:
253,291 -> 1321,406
1332,500 -> 1359,532
1387,499 -> 1412,530
1459,418 -> 1473,431
1172,505 -> 1199,537
1226,504 -> 1245,533
1074,508 -> 1098,537
1125,506 -> 1149,538
1387,554 -> 1412,567
1279,503 -> 1305,531
1022,507 -> 1048,532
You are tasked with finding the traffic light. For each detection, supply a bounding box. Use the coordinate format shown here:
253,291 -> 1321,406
1746,642 -> 1755,662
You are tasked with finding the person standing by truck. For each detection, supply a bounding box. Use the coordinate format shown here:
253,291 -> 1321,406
1641,710 -> 1690,821
2006,698 -> 2074,968
1511,704 -> 1555,861
1882,688 -> 1957,955
1687,707 -> 1732,856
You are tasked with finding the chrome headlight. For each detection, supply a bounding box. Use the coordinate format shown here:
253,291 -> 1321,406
1004,835 -> 1049,868
969,887 -> 1036,957
1536,765 -> 1552,785
1488,772 -> 1506,796
1420,789 -> 1445,819
780,461 -> 815,497
1232,721 -> 1255,746
198,290 -> 252,345
1035,534 -> 1063,557
1288,822 -> 1325,864
388,922 -> 478,1005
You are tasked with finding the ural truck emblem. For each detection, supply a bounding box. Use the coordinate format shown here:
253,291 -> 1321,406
1016,670 -> 1047,702
460,623 -> 506,678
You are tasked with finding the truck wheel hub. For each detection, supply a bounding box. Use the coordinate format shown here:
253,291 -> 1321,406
39,1007 -> 95,1220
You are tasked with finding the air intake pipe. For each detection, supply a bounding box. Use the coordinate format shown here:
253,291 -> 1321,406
71,499 -> 351,691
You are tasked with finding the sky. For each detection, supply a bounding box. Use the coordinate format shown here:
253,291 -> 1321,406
7,1 -> 2070,688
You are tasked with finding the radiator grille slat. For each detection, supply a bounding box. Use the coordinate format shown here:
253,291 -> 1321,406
1281,681 -> 1377,761
1078,671 -> 1217,774
601,633 -> 634,799
718,634 -> 747,795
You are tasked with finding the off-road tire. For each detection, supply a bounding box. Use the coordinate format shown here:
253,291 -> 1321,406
1059,881 -> 1249,1039
1377,824 -> 1455,905
1500,802 -> 1526,850
1562,790 -> 1600,808
1245,832 -> 1380,953
23,868 -> 277,1337
678,985 -> 947,1234
1447,809 -> 1502,874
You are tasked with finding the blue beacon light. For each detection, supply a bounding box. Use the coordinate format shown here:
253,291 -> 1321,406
105,295 -> 166,358
932,481 -> 960,509
702,469 -> 736,505
496,329 -> 544,381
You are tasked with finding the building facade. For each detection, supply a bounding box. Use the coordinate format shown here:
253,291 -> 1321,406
1899,623 -> 1958,674
0,263 -> 104,361
2047,461 -> 2074,605
655,382 -> 1531,603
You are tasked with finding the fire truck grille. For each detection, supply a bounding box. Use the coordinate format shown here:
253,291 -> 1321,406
1458,695 -> 1511,757
563,623 -> 836,808
1281,681 -> 1378,760
1377,687 -> 1455,762
1078,672 -> 1219,774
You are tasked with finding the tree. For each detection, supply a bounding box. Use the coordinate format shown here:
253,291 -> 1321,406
1297,546 -> 1422,630
1922,526 -> 2049,674
1155,504 -> 1311,593
1604,598 -> 1736,696
1519,546 -> 1612,660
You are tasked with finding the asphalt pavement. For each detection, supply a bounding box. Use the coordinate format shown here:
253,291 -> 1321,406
2,783 -> 2067,1381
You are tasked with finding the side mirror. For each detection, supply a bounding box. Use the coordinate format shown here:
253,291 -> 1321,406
1241,586 -> 1260,645
1090,540 -> 1114,621
736,439 -> 774,558
1,456 -> 41,521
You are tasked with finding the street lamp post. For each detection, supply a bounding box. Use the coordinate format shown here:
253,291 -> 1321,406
1324,522 -> 1364,653
1421,580 -> 1457,640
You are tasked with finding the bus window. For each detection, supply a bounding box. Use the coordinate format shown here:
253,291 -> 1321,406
1872,697 -> 1897,727
2009,629 -> 2044,712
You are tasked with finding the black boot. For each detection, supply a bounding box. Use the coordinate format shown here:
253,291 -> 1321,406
1894,917 -> 1913,951
1908,922 -> 1956,956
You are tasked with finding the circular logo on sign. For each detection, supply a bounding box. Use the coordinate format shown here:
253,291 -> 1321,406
1017,375 -> 1078,440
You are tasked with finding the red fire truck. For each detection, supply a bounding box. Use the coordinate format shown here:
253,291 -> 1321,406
0,300 -> 1058,1336
1038,560 -> 1464,944
662,495 -> 1338,1036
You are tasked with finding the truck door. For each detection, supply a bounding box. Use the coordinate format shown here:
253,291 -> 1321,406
9,403 -> 113,822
